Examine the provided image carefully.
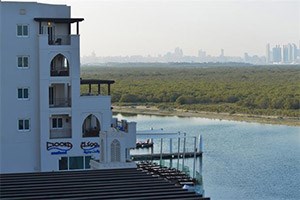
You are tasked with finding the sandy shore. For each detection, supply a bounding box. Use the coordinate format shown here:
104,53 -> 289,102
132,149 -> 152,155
113,105 -> 300,127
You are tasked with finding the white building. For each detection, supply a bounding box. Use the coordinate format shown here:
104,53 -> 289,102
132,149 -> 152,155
0,1 -> 136,173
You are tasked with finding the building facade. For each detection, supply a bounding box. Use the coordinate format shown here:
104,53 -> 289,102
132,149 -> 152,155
0,1 -> 136,173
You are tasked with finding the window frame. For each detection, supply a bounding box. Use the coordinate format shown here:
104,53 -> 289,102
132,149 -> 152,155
16,24 -> 29,37
18,118 -> 30,132
17,87 -> 29,100
17,56 -> 29,69
59,156 -> 92,171
52,117 -> 63,129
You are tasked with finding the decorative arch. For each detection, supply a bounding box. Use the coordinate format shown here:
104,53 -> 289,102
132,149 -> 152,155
111,139 -> 121,162
82,114 -> 101,137
50,53 -> 69,76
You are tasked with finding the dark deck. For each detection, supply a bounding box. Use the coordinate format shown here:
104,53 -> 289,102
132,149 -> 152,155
0,168 -> 209,200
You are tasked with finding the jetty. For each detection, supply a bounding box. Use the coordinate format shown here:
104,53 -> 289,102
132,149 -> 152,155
132,131 -> 203,161
132,151 -> 202,161
131,130 -> 204,183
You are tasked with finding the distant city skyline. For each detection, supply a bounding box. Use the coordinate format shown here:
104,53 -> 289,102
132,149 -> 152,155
81,42 -> 300,64
4,0 -> 300,57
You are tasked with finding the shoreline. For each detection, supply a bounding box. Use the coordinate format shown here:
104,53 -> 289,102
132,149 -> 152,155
113,105 -> 300,127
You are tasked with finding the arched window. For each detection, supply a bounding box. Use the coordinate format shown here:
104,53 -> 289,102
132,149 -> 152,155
111,139 -> 121,162
82,114 -> 100,137
50,54 -> 69,76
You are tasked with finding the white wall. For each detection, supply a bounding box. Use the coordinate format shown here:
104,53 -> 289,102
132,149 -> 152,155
0,2 -> 126,173
0,2 -> 71,173
1,2 -> 41,172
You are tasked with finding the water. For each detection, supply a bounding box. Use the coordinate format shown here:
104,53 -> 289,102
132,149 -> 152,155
115,113 -> 300,200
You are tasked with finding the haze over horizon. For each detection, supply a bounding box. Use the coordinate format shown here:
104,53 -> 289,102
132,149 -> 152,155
4,0 -> 300,57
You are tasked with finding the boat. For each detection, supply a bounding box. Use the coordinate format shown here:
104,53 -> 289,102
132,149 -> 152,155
136,139 -> 154,149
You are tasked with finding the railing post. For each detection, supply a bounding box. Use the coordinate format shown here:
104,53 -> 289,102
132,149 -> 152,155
169,138 -> 173,168
199,134 -> 203,179
182,132 -> 186,171
170,138 -> 173,153
150,138 -> 153,163
177,137 -> 180,170
193,136 -> 196,178
160,138 -> 163,166
199,134 -> 203,152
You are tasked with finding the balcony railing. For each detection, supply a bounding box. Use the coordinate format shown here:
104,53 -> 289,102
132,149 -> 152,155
50,98 -> 71,108
51,69 -> 69,76
83,128 -> 100,137
49,35 -> 71,45
50,128 -> 71,139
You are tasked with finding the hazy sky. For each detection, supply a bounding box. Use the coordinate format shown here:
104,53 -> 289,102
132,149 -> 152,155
4,0 -> 300,57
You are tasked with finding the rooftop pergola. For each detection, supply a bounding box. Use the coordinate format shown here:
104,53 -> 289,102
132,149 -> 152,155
80,79 -> 115,95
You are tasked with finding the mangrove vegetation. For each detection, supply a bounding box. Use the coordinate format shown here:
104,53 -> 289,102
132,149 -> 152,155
81,64 -> 300,117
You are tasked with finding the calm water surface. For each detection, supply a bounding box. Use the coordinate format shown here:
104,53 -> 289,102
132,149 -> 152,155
115,113 -> 300,200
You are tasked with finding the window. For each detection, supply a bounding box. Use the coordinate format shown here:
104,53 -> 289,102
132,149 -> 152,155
52,118 -> 63,129
18,119 -> 30,131
69,156 -> 84,170
17,56 -> 29,68
59,157 -> 68,170
111,139 -> 121,162
17,88 -> 29,99
17,24 -> 29,36
85,156 -> 92,169
59,156 -> 92,171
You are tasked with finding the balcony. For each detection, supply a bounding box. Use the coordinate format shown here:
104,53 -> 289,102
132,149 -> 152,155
50,128 -> 71,139
82,114 -> 100,138
50,54 -> 69,77
50,98 -> 71,108
34,17 -> 84,46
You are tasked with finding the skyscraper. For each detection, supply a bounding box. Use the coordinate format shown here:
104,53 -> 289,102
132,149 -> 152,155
266,43 -> 271,63
282,45 -> 289,63
272,45 -> 282,63
291,43 -> 298,62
